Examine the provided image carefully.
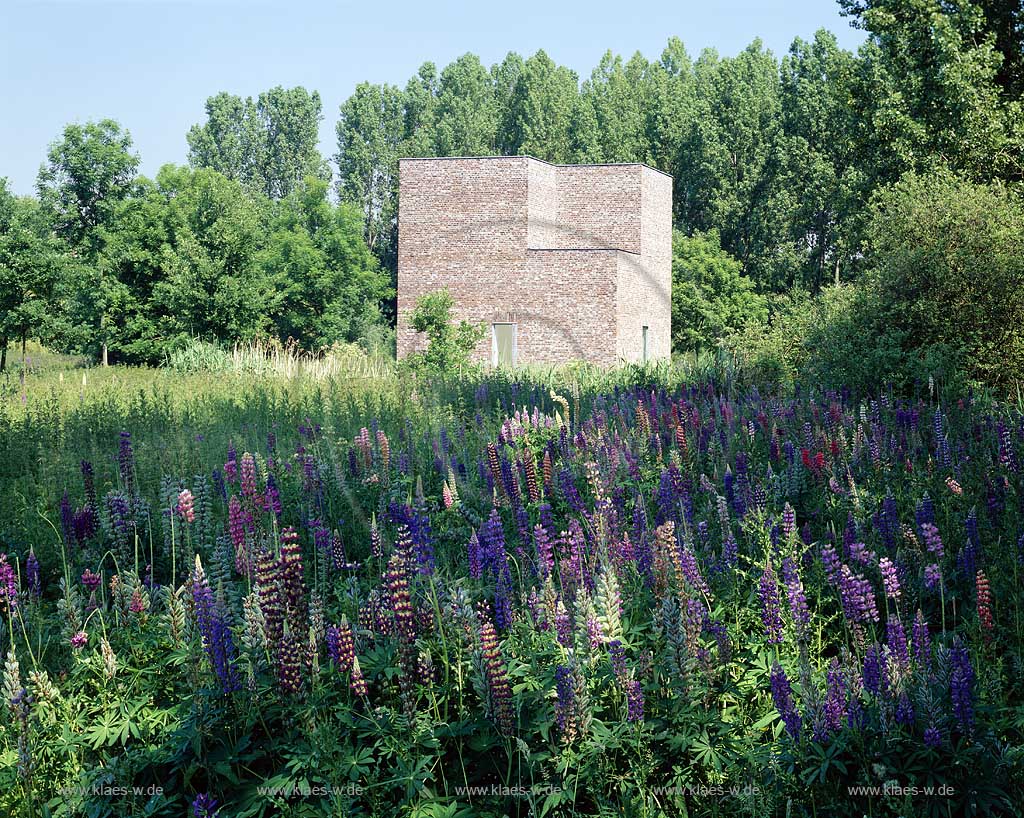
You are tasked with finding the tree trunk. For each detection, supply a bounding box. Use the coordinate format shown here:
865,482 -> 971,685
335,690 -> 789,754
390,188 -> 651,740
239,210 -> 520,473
0,337 -> 7,372
102,342 -> 109,367
834,254 -> 841,286
21,332 -> 26,358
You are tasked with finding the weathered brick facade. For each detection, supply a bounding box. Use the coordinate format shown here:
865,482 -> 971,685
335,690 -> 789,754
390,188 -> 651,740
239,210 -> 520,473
397,156 -> 672,366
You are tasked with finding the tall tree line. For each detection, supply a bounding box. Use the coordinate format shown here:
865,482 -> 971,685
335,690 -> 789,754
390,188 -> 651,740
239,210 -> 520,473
2,0 -> 1021,366
335,3 -> 1022,293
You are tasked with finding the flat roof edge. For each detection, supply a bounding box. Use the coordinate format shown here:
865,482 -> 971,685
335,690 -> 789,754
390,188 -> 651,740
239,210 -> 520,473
398,155 -> 672,180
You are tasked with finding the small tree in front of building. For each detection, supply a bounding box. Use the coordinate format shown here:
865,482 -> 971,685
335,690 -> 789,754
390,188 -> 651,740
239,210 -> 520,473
407,288 -> 485,373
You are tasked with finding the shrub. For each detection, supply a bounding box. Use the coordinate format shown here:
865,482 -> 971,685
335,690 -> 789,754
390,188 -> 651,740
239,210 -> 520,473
407,288 -> 486,373
864,171 -> 1024,391
671,229 -> 767,354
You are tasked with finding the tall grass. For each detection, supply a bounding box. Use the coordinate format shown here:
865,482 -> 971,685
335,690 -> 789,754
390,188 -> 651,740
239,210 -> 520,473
165,338 -> 395,380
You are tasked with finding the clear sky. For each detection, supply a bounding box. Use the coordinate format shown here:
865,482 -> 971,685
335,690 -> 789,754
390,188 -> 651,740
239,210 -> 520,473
1,0 -> 866,195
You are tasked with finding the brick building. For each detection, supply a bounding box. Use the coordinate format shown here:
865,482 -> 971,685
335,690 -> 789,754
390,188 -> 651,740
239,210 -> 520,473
396,156 -> 672,366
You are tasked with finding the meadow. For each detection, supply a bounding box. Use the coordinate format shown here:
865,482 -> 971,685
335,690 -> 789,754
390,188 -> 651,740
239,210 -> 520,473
0,354 -> 1022,817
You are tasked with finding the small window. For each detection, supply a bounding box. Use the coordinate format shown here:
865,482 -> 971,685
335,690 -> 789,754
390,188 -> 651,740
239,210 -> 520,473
642,326 -> 649,362
492,323 -> 517,367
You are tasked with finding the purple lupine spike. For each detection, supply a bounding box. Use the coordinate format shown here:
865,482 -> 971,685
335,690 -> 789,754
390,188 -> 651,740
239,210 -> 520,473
887,617 -> 909,671
769,662 -> 801,740
912,610 -> 931,668
534,524 -> 554,577
781,503 -> 796,539
192,557 -> 240,694
949,641 -> 975,735
467,532 -> 482,580
861,644 -> 885,697
608,640 -> 627,680
192,793 -> 220,818
920,523 -> 944,559
780,557 -> 810,639
117,431 -> 135,493
879,557 -> 900,601
758,565 -> 784,645
0,554 -> 18,614
554,664 -> 575,736
625,679 -> 645,723
823,658 -> 846,734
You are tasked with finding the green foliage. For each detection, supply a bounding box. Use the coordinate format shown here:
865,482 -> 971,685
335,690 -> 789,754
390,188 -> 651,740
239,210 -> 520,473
671,229 -> 767,353
187,86 -> 329,200
36,119 -> 140,256
0,180 -> 74,366
865,170 -> 1024,390
407,288 -> 486,373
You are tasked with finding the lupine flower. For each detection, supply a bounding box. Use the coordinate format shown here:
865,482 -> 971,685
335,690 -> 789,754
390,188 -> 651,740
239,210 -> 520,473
924,725 -> 943,748
240,453 -> 257,499
608,640 -> 627,680
25,550 -> 41,598
81,569 -> 101,593
976,570 -> 994,636
920,523 -> 944,559
781,503 -> 796,539
949,641 -> 975,734
923,564 -> 942,590
554,664 -> 577,739
912,610 -> 931,668
192,557 -> 240,694
758,565 -> 784,644
478,607 -> 514,735
894,692 -> 915,726
887,617 -> 910,672
769,662 -> 801,740
823,658 -> 846,734
0,554 -> 18,614
625,679 -> 645,723
862,644 -> 885,697
192,793 -> 220,818
117,430 -> 135,493
276,629 -> 304,696
70,631 -> 88,650
879,557 -> 900,601
780,557 -> 810,639
534,524 -> 554,577
177,489 -> 195,523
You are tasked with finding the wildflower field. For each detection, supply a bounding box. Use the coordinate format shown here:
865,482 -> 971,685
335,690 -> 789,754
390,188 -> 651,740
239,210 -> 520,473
0,363 -> 1022,817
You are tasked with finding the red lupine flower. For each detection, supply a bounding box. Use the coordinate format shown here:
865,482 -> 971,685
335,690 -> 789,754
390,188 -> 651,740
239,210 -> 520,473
176,489 -> 195,523
976,571 -> 994,638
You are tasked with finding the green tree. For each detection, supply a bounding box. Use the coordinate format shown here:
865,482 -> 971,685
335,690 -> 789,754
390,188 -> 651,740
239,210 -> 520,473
407,288 -> 485,373
780,30 -> 863,289
503,50 -> 579,162
36,120 -> 141,362
581,51 -> 652,162
676,42 -> 794,289
0,180 -> 70,368
839,0 -> 1019,181
36,119 -> 140,256
432,54 -> 499,156
864,170 -> 1024,389
151,165 -> 273,349
188,86 -> 328,200
671,229 -> 767,353
335,82 -> 405,265
261,176 -> 391,349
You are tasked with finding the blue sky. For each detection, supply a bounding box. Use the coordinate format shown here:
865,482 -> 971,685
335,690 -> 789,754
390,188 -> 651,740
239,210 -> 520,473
1,0 -> 866,195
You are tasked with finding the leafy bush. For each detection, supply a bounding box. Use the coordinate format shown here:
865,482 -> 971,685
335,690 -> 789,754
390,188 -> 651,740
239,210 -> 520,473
671,229 -> 768,354
863,171 -> 1024,391
406,288 -> 486,374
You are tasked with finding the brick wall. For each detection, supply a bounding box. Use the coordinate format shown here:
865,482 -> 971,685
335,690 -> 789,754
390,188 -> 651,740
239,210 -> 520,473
397,156 -> 672,365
